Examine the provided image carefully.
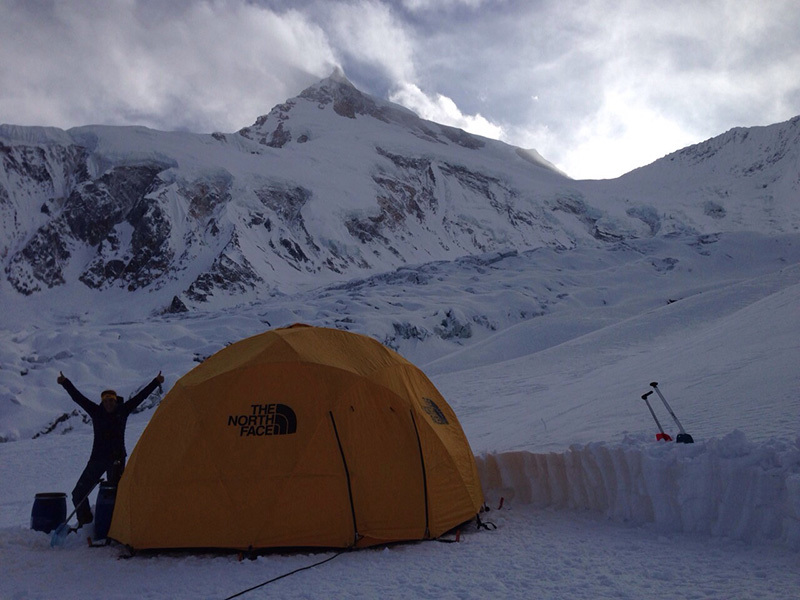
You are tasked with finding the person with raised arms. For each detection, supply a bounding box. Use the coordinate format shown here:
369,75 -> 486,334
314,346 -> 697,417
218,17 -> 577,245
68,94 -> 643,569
57,370 -> 165,527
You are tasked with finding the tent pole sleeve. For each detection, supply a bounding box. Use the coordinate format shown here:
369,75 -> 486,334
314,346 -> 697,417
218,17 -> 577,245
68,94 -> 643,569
329,412 -> 359,547
410,410 -> 431,539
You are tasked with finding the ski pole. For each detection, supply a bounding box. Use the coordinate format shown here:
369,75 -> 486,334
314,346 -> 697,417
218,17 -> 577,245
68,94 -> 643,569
641,391 -> 672,441
649,382 -> 694,443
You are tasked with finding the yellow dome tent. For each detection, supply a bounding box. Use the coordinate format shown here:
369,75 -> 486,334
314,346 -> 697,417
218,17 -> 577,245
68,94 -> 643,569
109,324 -> 483,550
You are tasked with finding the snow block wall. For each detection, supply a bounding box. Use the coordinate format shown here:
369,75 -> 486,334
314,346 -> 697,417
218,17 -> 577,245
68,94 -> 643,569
476,431 -> 800,550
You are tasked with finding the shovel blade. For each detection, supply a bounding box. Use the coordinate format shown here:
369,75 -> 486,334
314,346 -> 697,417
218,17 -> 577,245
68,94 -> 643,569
50,523 -> 69,547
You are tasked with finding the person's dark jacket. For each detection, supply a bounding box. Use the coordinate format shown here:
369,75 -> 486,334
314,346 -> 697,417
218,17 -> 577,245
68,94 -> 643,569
60,377 -> 161,462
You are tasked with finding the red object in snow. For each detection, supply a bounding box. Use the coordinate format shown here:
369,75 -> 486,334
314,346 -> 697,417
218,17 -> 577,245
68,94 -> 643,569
656,432 -> 673,442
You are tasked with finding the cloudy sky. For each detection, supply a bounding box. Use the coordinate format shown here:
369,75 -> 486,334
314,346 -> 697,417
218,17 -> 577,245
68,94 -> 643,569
2,0 -> 799,179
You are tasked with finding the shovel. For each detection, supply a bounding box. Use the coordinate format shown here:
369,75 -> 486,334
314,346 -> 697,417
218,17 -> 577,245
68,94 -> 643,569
650,382 -> 694,444
50,479 -> 102,547
641,391 -> 672,441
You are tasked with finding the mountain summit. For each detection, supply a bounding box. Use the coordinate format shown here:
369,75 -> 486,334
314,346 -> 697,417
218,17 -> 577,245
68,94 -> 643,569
236,70 -> 523,155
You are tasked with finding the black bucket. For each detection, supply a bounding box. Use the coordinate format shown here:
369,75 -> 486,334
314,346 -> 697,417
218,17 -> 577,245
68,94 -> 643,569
31,492 -> 67,533
93,482 -> 117,540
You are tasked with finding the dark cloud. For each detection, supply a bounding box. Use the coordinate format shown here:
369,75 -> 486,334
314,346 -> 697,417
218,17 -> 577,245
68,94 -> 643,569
381,0 -> 800,176
1,0 -> 798,178
0,0 -> 337,131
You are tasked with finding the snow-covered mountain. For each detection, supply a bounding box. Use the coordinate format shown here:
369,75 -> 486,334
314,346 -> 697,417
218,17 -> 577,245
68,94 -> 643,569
2,72 -> 797,321
607,115 -> 800,233
0,71 -> 565,315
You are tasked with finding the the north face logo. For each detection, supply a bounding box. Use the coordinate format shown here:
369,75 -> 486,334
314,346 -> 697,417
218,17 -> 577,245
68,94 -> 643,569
421,397 -> 448,425
227,403 -> 297,436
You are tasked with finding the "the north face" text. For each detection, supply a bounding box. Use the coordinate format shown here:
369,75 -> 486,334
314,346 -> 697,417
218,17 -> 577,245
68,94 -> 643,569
227,403 -> 297,436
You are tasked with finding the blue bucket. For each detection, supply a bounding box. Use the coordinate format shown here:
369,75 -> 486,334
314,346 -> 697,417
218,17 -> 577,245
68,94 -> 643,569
93,482 -> 117,540
31,492 -> 67,533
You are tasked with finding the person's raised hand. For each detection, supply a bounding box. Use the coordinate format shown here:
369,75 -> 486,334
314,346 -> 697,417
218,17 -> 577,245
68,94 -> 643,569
57,371 -> 66,385
156,371 -> 165,384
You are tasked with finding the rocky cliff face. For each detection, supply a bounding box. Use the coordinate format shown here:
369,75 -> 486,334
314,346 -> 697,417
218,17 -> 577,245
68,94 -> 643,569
1,75 -> 798,317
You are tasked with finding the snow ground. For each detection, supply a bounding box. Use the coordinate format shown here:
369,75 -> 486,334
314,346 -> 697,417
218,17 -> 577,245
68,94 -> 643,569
1,231 -> 799,599
2,425 -> 799,600
3,505 -> 799,600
